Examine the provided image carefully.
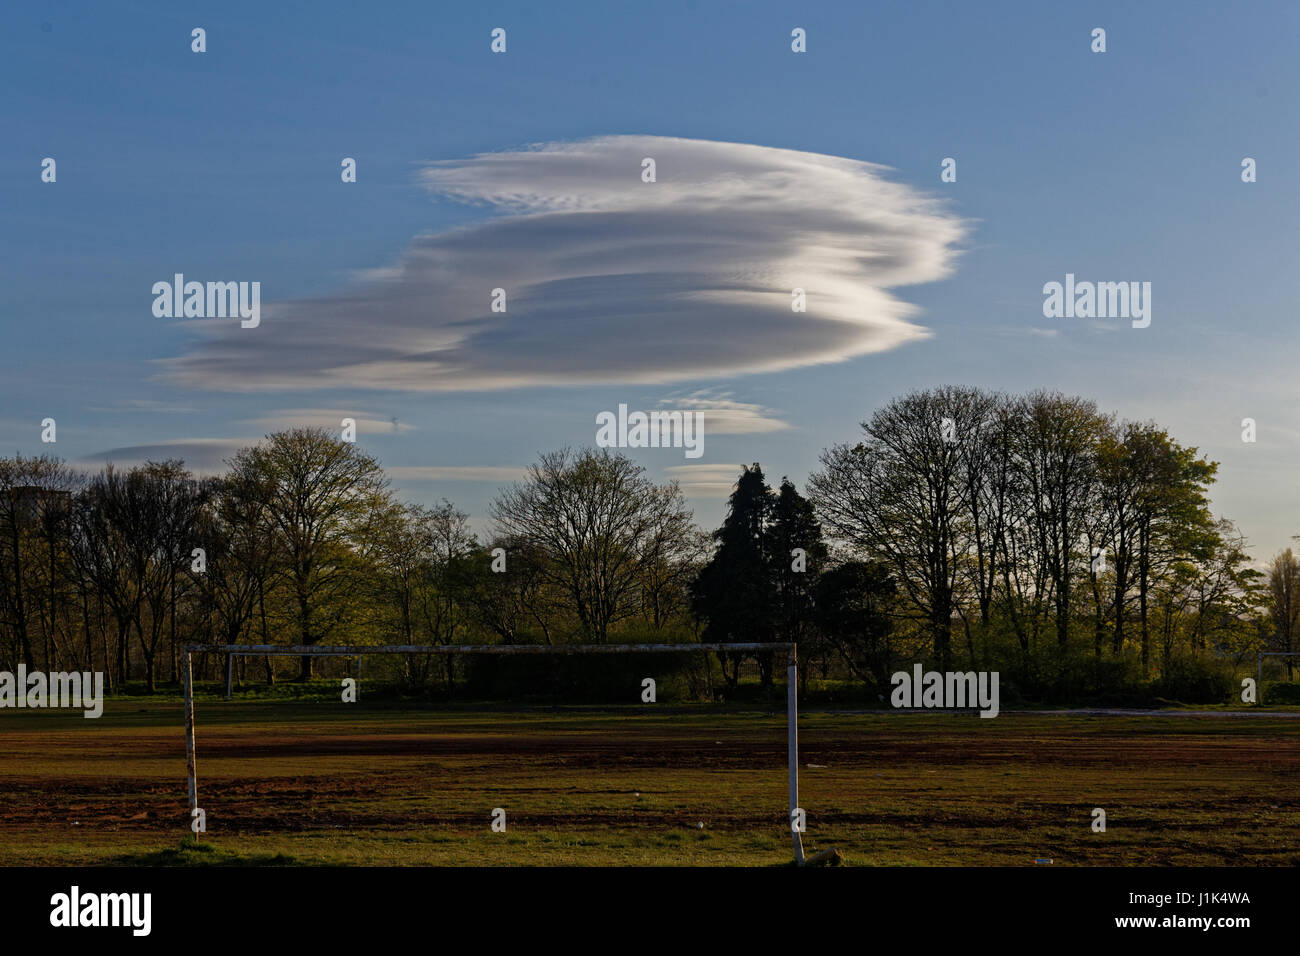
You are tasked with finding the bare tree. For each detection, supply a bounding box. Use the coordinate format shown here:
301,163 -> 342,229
1267,549 -> 1300,678
133,461 -> 206,691
195,471 -> 272,672
73,466 -> 150,687
412,500 -> 476,689
462,536 -> 558,645
641,527 -> 709,631
809,387 -> 988,671
491,448 -> 695,643
1011,391 -> 1110,654
0,456 -> 77,671
1093,422 -> 1145,658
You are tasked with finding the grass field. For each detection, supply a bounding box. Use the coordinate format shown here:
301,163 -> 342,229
1,697 -> 1297,866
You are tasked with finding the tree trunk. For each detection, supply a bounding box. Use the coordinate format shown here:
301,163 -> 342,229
80,584 -> 93,672
718,650 -> 740,691
116,619 -> 130,687
1139,566 -> 1150,677
933,603 -> 953,673
962,612 -> 978,668
257,578 -> 274,685
1112,559 -> 1126,656
169,567 -> 177,684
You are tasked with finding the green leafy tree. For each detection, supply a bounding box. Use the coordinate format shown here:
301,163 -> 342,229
228,428 -> 391,679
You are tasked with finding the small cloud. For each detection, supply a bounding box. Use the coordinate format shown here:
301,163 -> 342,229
88,399 -> 199,413
991,326 -> 1060,339
79,438 -> 255,475
386,466 -> 527,482
660,391 -> 791,434
242,409 -> 414,434
664,463 -> 746,498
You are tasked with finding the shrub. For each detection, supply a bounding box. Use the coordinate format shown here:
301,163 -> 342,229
1260,681 -> 1300,705
1148,658 -> 1235,704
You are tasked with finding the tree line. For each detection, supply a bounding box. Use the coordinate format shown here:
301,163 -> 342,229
0,387 -> 1292,702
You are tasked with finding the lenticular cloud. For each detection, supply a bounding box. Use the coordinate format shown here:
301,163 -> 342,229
162,135 -> 967,392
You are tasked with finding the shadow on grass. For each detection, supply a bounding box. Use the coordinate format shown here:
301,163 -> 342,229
110,838 -> 307,867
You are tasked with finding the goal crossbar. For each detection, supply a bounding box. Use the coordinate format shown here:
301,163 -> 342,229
180,642 -> 806,864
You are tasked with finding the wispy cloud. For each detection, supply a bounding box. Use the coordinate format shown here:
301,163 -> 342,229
88,399 -> 200,413
161,135 -> 966,393
386,465 -> 527,482
241,409 -> 414,434
79,438 -> 254,475
659,391 -> 791,434
664,463 -> 746,498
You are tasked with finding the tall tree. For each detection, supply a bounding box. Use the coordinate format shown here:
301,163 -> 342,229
74,465 -> 151,687
1125,426 -> 1218,675
638,527 -> 709,632
1093,423 -> 1145,658
1012,391 -> 1111,654
767,478 -> 828,675
414,500 -> 476,690
809,387 -> 988,671
961,392 -> 1014,631
228,428 -> 391,679
813,560 -> 896,689
0,456 -> 76,670
492,448 -> 695,643
462,536 -> 558,645
133,461 -> 206,691
195,472 -> 271,670
1267,548 -> 1300,678
691,465 -> 775,689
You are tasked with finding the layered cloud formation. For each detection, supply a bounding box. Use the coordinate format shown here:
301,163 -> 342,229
162,136 -> 966,392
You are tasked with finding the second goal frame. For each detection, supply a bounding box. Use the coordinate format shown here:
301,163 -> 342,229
1257,651 -> 1300,702
181,641 -> 808,864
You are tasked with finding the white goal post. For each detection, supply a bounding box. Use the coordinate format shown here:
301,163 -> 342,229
1257,651 -> 1300,702
181,641 -> 808,865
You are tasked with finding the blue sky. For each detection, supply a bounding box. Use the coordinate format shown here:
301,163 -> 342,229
3,1 -> 1299,559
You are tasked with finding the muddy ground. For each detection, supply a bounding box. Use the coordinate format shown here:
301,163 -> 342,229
0,703 -> 1296,865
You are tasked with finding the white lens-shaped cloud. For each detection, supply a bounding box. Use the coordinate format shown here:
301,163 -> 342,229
161,135 -> 967,392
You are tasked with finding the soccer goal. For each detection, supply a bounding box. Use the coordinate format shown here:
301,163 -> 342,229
180,641 -> 808,864
1257,651 -> 1300,702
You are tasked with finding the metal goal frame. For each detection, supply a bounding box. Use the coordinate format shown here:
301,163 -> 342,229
1257,651 -> 1300,702
181,641 -> 807,864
